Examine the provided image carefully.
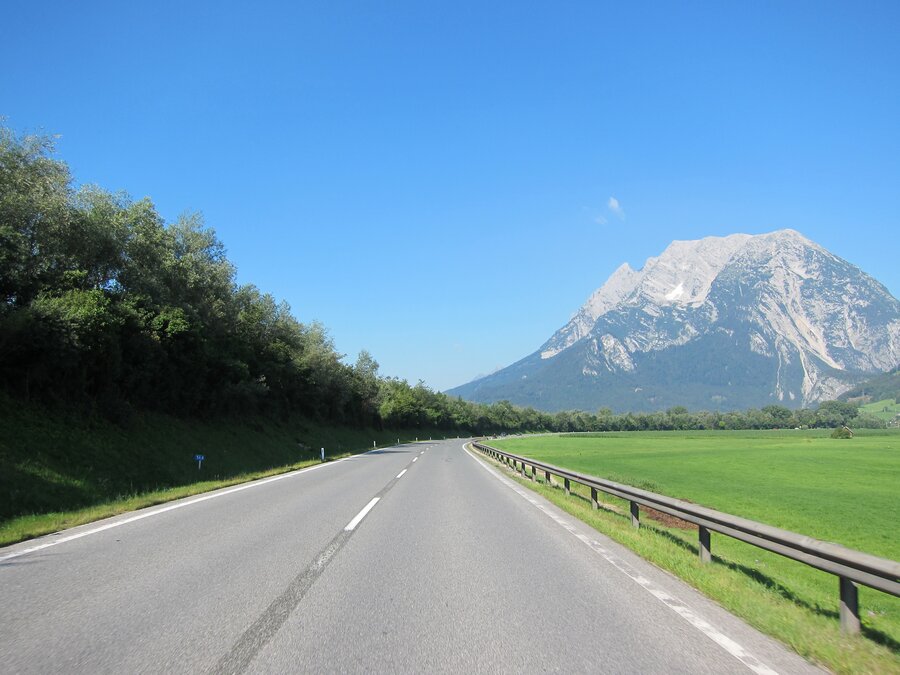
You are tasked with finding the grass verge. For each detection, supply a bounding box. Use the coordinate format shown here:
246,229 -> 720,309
1,394 -> 455,546
472,445 -> 900,674
0,455 -> 338,546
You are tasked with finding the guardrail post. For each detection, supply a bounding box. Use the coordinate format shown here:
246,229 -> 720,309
544,470 -> 551,485
840,577 -> 861,634
473,444 -> 900,617
699,526 -> 711,563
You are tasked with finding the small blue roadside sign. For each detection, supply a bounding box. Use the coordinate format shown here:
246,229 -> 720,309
195,454 -> 205,469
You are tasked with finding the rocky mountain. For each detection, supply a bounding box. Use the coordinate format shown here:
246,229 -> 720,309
448,230 -> 900,412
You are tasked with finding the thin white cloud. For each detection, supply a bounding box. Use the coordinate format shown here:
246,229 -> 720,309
595,215 -> 608,225
608,196 -> 625,220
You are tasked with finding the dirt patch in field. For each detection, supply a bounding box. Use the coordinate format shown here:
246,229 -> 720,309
644,506 -> 696,530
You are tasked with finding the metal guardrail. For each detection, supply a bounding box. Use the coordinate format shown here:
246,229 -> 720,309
472,441 -> 900,635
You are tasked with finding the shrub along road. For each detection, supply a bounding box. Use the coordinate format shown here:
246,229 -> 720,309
0,440 -> 819,673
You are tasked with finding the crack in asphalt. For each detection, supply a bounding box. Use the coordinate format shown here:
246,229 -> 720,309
212,448 -> 427,674
213,527 -> 353,675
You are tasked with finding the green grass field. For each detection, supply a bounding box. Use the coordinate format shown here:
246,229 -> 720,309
490,429 -> 900,673
861,399 -> 900,425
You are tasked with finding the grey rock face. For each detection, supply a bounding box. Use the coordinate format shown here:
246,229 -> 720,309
449,230 -> 900,412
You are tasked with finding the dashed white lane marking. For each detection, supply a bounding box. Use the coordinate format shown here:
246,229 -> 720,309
344,498 -> 380,531
396,469 -> 408,479
0,448 -> 381,563
463,444 -> 779,675
412,457 -> 418,462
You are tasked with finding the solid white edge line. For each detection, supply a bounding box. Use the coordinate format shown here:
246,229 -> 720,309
344,497 -> 380,531
396,469 -> 408,479
0,449 -> 378,563
462,443 -> 780,675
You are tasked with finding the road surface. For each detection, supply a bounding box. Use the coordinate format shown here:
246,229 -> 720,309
0,440 -> 820,673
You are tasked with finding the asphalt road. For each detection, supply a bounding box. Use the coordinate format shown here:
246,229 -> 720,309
0,440 -> 821,674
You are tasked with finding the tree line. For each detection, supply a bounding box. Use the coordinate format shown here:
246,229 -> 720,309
0,124 -> 883,435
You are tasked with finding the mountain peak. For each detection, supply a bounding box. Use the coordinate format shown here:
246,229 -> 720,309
636,232 -> 754,307
450,230 -> 900,412
540,232 -> 755,359
764,227 -> 812,241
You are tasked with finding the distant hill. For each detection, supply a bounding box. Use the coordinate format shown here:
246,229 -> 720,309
839,368 -> 900,404
448,230 -> 900,412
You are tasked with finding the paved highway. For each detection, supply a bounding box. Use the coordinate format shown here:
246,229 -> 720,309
0,440 -> 820,673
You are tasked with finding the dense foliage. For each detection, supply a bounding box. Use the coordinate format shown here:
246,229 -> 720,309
1,127 -> 360,422
0,125 -> 883,434
0,126 -> 530,432
478,401 -> 882,433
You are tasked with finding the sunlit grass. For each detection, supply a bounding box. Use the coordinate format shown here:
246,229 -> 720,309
861,399 -> 900,424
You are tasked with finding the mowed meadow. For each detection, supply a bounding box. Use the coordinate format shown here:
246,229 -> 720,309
491,429 -> 900,671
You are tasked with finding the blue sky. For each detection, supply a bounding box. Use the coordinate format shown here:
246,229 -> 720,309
3,1 -> 898,390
